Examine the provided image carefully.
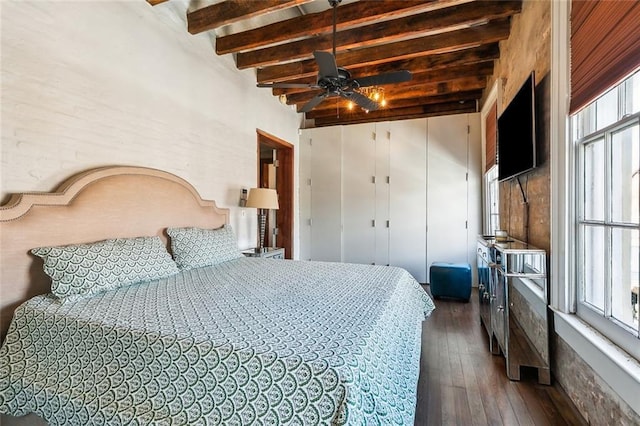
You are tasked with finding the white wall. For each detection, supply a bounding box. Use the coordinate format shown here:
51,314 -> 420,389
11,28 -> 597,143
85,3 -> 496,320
0,1 -> 300,250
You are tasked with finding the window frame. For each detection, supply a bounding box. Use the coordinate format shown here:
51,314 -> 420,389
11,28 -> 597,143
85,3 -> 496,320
483,165 -> 500,236
550,1 -> 640,411
574,100 -> 640,360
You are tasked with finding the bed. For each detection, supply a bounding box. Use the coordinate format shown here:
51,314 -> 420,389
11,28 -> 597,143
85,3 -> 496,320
0,166 -> 435,425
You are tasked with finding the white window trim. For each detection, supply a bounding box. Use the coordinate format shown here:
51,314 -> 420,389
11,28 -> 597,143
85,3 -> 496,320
550,0 -> 574,314
553,310 -> 640,412
550,0 -> 640,416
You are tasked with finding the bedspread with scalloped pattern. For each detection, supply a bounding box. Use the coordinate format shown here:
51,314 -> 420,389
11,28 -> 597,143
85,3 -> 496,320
0,258 -> 434,425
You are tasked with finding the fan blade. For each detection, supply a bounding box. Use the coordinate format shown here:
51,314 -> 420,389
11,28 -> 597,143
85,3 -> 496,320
257,83 -> 314,88
299,93 -> 329,113
341,91 -> 379,112
354,70 -> 412,88
313,51 -> 339,78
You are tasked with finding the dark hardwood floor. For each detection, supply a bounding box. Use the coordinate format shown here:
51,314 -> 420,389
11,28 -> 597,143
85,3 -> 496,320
415,287 -> 587,426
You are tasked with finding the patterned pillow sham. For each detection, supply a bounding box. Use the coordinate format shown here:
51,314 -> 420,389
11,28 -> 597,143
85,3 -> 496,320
31,236 -> 179,301
167,225 -> 243,270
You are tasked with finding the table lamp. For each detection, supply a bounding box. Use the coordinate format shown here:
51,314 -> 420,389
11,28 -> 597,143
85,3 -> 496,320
246,188 -> 279,252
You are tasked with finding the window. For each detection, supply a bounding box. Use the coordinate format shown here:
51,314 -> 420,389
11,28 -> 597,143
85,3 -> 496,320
573,69 -> 640,358
484,165 -> 500,235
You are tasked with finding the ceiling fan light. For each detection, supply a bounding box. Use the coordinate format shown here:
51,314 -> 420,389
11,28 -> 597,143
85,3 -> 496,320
381,99 -> 387,107
348,101 -> 354,110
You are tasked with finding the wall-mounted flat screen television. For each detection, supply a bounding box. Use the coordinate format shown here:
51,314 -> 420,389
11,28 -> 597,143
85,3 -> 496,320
497,72 -> 536,182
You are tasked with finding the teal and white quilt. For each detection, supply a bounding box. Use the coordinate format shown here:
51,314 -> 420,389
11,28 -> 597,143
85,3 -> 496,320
0,258 -> 435,425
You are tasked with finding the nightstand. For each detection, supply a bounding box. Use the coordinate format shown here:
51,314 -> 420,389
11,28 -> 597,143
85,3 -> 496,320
242,247 -> 285,259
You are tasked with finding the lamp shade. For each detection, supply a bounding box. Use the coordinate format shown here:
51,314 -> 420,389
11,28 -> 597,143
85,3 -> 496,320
246,188 -> 279,210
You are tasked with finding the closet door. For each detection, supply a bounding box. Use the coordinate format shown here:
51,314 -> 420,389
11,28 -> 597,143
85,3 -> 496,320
300,127 -> 343,262
467,113 -> 482,285
388,118 -> 428,283
343,123 -> 376,264
298,130 -> 313,261
427,114 -> 470,270
374,123 -> 390,266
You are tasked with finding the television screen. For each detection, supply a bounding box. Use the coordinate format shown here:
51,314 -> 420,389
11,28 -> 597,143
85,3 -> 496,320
497,72 -> 536,182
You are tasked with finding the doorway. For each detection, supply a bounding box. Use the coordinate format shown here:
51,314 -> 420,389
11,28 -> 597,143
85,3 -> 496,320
257,129 -> 294,259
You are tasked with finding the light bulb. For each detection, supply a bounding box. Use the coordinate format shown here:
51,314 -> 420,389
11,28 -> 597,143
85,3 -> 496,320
348,101 -> 354,110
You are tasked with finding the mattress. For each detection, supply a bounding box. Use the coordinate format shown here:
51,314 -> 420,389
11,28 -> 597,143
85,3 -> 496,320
0,258 -> 435,425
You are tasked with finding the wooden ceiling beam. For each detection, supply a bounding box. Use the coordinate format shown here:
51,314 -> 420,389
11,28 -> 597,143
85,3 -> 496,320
328,18 -> 511,69
312,101 -> 478,127
256,18 -> 510,83
305,90 -> 484,119
215,0 -> 452,54
287,75 -> 487,107
273,60 -> 493,96
260,42 -> 499,86
237,1 -> 521,69
187,0 -> 313,35
267,43 -> 499,95
381,61 -> 493,89
333,43 -> 500,82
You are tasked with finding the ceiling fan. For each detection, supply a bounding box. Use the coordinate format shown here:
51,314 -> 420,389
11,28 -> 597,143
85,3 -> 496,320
257,0 -> 412,113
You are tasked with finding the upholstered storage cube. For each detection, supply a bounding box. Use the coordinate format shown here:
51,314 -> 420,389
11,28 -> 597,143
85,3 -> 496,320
429,262 -> 472,302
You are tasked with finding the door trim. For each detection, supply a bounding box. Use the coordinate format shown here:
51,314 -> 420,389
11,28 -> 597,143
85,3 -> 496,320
257,129 -> 294,259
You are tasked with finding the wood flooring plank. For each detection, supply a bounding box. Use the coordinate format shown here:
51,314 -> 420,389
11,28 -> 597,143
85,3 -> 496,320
441,383 -> 458,425
452,385 -> 473,425
450,301 -> 488,425
459,351 -> 490,426
445,323 -> 466,387
542,386 -> 588,426
425,367 -> 442,425
437,302 -> 454,389
415,287 -> 586,426
473,345 -> 508,426
437,303 -> 458,424
416,323 -> 436,424
504,380 -> 536,426
515,380 -> 565,425
485,354 -> 520,425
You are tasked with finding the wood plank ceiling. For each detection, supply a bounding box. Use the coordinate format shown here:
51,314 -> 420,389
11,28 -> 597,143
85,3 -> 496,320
155,0 -> 522,127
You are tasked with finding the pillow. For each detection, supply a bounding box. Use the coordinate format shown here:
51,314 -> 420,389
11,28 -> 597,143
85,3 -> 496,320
167,225 -> 243,270
31,236 -> 179,301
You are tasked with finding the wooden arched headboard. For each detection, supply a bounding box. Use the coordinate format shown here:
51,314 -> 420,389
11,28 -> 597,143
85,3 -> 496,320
0,166 -> 229,340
